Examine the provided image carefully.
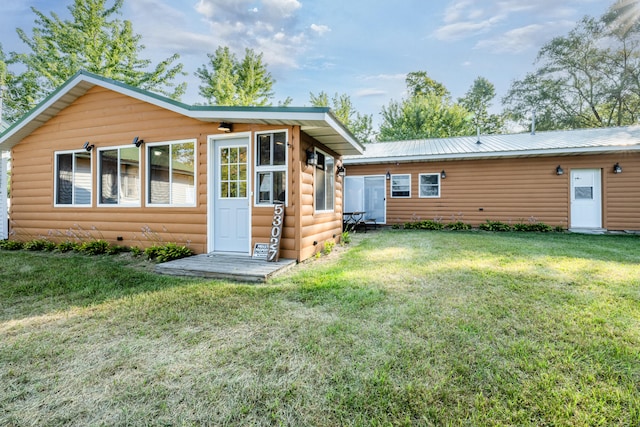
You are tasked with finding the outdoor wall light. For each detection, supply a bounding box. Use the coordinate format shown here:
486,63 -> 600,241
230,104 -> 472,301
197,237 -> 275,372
306,149 -> 317,166
83,141 -> 94,152
132,136 -> 144,147
441,170 -> 446,179
386,171 -> 391,180
556,165 -> 564,175
613,163 -> 622,174
217,122 -> 233,133
336,165 -> 345,177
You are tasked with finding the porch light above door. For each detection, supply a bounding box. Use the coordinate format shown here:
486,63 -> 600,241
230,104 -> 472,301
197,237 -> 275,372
556,165 -> 564,175
217,122 -> 233,133
336,165 -> 345,177
83,141 -> 94,152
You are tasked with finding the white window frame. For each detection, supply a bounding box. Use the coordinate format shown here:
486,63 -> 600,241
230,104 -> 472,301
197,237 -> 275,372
254,129 -> 288,207
146,139 -> 197,207
314,148 -> 335,213
54,149 -> 93,207
390,174 -> 411,198
418,173 -> 441,198
97,145 -> 141,207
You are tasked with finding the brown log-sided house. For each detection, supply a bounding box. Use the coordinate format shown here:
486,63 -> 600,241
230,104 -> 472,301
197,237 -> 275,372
0,71 -> 364,261
342,128 -> 640,232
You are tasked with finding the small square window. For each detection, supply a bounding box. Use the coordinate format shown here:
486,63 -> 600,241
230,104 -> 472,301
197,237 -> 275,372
419,173 -> 440,198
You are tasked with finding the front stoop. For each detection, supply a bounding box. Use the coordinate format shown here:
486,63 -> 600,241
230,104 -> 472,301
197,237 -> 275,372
155,253 -> 297,282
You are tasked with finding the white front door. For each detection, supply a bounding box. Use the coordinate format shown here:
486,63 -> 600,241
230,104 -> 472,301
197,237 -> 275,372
570,169 -> 602,229
212,138 -> 250,253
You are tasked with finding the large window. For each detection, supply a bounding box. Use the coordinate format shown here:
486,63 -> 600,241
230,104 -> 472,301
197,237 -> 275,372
315,149 -> 334,212
419,173 -> 440,198
391,174 -> 411,198
147,140 -> 196,206
99,146 -> 140,205
55,151 -> 92,206
255,131 -> 287,205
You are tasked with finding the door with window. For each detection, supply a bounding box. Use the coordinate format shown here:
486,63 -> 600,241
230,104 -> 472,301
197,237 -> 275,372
570,169 -> 602,229
212,138 -> 250,253
344,175 -> 386,223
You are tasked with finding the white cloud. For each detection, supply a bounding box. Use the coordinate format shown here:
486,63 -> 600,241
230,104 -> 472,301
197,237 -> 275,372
434,15 -> 504,41
310,24 -> 331,35
474,20 -> 575,53
354,88 -> 387,97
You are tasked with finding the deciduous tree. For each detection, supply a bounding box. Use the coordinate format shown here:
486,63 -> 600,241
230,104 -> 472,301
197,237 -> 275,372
196,46 -> 286,107
458,76 -> 504,134
12,0 -> 185,111
309,91 -> 375,142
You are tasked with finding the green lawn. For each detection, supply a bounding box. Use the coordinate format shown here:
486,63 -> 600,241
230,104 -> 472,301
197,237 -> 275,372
1,231 -> 639,426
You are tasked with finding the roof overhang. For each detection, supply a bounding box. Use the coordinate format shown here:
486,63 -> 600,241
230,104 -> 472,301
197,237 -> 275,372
0,71 -> 364,155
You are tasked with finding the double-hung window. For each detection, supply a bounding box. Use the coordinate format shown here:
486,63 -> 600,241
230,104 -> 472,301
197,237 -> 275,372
419,173 -> 440,198
55,151 -> 92,206
147,140 -> 196,206
315,149 -> 334,212
391,174 -> 411,198
255,131 -> 287,205
99,146 -> 140,206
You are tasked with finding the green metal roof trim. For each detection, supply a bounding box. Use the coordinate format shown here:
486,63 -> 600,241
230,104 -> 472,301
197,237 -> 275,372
0,70 -> 364,155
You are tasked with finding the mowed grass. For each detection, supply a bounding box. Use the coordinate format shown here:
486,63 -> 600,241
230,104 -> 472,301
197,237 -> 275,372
1,231 -> 639,426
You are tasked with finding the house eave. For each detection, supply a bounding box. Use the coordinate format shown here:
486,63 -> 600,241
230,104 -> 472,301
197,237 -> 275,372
0,70 -> 364,155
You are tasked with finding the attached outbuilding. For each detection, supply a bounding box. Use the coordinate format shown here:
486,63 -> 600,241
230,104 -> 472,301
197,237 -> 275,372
0,71 -> 363,261
343,128 -> 640,232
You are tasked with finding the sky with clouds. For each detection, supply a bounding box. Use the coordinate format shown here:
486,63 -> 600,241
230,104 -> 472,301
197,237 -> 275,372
0,0 -> 615,127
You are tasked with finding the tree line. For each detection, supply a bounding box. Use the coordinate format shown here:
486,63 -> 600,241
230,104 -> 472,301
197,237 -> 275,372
0,0 -> 637,143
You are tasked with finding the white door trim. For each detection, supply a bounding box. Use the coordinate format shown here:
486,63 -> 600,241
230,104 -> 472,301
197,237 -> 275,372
207,132 -> 252,253
570,168 -> 603,230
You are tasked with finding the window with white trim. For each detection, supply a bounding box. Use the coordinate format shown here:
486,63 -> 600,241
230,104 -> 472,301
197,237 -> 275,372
315,149 -> 334,212
419,173 -> 440,198
99,146 -> 140,206
147,140 -> 196,206
55,151 -> 92,206
255,131 -> 287,205
391,174 -> 411,198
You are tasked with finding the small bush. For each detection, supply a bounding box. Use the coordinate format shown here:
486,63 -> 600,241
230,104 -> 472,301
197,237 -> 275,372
130,246 -> 143,257
446,221 -> 471,231
79,240 -> 111,255
404,220 -> 444,230
341,231 -> 351,245
24,239 -> 56,251
145,243 -> 193,263
479,220 -> 512,232
391,224 -> 401,229
554,225 -> 566,233
57,241 -> 80,253
107,245 -> 128,255
323,240 -> 336,255
0,240 -> 24,250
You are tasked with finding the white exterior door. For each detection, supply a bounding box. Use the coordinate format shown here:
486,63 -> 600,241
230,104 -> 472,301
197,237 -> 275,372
0,154 -> 6,239
211,137 -> 250,253
344,175 -> 386,223
570,169 -> 602,229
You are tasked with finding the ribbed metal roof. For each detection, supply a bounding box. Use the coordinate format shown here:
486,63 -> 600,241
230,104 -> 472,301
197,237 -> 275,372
344,126 -> 640,164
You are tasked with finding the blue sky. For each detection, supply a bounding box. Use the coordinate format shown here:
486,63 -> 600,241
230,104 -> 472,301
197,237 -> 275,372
0,0 -> 614,127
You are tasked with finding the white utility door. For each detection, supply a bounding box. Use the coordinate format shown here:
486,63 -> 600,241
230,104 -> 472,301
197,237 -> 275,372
344,175 -> 386,223
0,154 -> 6,239
212,138 -> 250,253
570,169 -> 602,229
